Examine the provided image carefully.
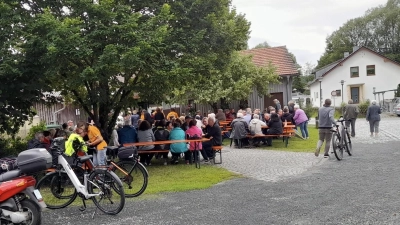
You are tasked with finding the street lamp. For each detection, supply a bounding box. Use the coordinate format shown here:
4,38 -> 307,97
318,77 -> 323,107
340,80 -> 345,102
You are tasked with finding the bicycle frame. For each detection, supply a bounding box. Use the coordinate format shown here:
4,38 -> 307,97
57,155 -> 102,199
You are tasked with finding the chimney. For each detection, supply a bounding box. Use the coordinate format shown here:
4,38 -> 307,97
353,46 -> 360,52
344,52 -> 350,58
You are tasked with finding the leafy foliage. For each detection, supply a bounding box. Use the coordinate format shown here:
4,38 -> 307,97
317,0 -> 400,69
25,121 -> 47,141
171,51 -> 280,107
1,0 -> 252,136
253,41 -> 270,49
396,84 -> 400,97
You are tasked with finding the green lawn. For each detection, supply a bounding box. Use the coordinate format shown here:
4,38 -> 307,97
223,126 -> 319,153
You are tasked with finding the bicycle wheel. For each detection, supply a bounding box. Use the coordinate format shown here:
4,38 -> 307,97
345,130 -> 352,156
113,160 -> 148,197
88,169 -> 125,215
35,171 -> 77,209
332,132 -> 343,161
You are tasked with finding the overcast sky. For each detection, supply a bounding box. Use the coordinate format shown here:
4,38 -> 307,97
231,0 -> 388,67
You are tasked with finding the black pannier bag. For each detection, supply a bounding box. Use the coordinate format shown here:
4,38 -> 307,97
117,146 -> 138,161
17,148 -> 52,174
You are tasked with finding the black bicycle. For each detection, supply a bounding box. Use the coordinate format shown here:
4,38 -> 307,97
331,116 -> 353,161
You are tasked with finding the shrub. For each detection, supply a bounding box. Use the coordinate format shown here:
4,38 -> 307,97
358,100 -> 370,116
25,121 -> 46,141
0,137 -> 27,157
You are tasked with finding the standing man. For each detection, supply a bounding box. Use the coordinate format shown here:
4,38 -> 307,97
273,99 -> 282,111
315,99 -> 336,158
343,99 -> 359,137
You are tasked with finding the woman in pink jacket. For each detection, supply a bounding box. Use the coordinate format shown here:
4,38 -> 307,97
185,119 -> 210,163
293,105 -> 309,139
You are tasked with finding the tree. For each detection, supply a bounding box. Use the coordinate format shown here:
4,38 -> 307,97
0,1 -> 55,135
253,41 -> 271,49
3,0 -> 251,136
317,0 -> 400,69
396,84 -> 400,97
171,51 -> 280,112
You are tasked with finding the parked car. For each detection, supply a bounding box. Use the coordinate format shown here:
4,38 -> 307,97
394,103 -> 400,117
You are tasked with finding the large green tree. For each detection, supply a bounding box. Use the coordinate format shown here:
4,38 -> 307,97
252,41 -> 270,49
317,0 -> 400,69
1,0 -> 251,135
171,51 -> 279,111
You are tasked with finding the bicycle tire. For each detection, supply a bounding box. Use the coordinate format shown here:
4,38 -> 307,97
344,129 -> 352,156
35,171 -> 78,209
88,169 -> 125,215
332,132 -> 343,161
113,160 -> 148,198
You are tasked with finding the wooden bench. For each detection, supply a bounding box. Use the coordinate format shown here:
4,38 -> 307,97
246,127 -> 296,147
212,146 -> 223,164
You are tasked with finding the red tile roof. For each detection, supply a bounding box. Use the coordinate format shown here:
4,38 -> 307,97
241,46 -> 299,76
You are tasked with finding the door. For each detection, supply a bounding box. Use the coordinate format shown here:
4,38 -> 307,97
350,87 -> 359,103
264,92 -> 283,110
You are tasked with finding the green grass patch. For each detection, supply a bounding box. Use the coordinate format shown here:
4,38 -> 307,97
145,163 -> 240,194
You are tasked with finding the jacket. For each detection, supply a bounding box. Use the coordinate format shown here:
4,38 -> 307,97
293,109 -> 308,125
267,119 -> 283,134
249,119 -> 266,135
318,106 -> 336,128
65,133 -> 87,156
230,118 -> 248,139
205,123 -> 222,146
343,104 -> 359,119
154,112 -> 165,121
366,105 -> 381,121
186,126 -> 203,150
137,129 -> 155,150
154,128 -> 170,150
117,125 -> 137,146
169,127 -> 187,153
281,113 -> 294,124
130,114 -> 140,127
27,139 -> 46,150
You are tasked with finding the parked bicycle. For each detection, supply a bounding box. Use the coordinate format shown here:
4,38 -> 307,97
35,137 -> 125,215
331,116 -> 353,161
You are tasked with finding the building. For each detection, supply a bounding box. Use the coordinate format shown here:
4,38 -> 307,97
309,46 -> 400,107
195,46 -> 299,113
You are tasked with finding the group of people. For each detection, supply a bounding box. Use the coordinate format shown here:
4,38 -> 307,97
227,99 -> 309,148
315,98 -> 381,158
111,108 -> 223,165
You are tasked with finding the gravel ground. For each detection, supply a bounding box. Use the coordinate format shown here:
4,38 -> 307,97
40,116 -> 400,225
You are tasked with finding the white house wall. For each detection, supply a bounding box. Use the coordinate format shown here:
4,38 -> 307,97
309,48 -> 400,107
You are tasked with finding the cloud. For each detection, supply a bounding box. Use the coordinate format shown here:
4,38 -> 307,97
232,0 -> 387,66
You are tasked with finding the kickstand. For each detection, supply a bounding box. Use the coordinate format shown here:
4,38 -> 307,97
79,198 -> 86,212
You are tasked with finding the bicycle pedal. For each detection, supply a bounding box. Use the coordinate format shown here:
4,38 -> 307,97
79,206 -> 86,212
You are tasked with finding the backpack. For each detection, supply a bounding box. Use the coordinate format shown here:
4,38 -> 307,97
154,129 -> 169,150
118,146 -> 138,161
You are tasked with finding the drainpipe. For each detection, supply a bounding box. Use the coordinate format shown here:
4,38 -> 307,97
286,76 -> 290,105
52,102 -> 66,125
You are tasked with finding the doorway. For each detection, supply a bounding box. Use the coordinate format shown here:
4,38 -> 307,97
264,92 -> 283,110
350,87 -> 359,103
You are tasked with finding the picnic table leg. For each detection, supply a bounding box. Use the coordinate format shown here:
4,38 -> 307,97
284,137 -> 289,147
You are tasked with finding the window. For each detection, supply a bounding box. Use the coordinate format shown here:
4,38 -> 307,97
367,65 -> 375,76
350,67 -> 359,78
336,90 -> 341,96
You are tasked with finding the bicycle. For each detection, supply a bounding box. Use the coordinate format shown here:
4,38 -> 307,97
36,137 -> 125,215
331,116 -> 353,161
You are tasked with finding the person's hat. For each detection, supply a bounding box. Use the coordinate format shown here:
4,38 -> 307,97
195,115 -> 201,120
185,116 -> 192,120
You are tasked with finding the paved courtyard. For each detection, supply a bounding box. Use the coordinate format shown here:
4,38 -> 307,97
216,115 -> 400,182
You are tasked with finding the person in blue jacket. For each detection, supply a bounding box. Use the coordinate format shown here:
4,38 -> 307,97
169,119 -> 187,164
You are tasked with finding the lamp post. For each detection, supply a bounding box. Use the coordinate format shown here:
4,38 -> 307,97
340,80 -> 345,103
373,87 -> 376,100
318,77 -> 323,107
